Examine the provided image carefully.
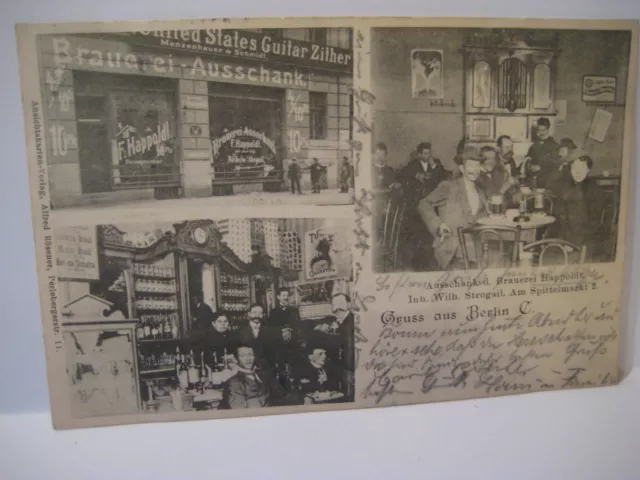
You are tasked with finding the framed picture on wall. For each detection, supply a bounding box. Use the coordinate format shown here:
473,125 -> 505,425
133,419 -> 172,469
411,49 -> 444,99
582,75 -> 617,103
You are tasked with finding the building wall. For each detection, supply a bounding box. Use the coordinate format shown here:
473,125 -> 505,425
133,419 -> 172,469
38,33 -> 353,206
372,28 -> 631,175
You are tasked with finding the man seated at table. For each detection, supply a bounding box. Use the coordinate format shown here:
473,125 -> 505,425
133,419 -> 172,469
553,154 -> 608,262
476,146 -> 520,208
294,345 -> 341,401
418,146 -> 488,270
496,135 -> 520,178
219,345 -> 285,409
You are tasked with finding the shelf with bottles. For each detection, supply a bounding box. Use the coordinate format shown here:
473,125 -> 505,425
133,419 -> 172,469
134,296 -> 179,312
133,262 -> 175,279
134,277 -> 178,295
138,350 -> 179,375
136,312 -> 181,341
220,272 -> 250,290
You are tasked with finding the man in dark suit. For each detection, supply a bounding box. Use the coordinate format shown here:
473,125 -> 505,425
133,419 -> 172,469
311,293 -> 355,400
190,294 -> 214,334
524,117 -> 560,189
294,346 -> 341,397
496,135 -> 520,179
219,345 -> 285,409
401,142 -> 451,271
233,304 -> 283,371
418,146 -> 488,270
373,142 -> 398,190
288,158 -> 302,194
310,157 -> 323,194
266,288 -> 298,387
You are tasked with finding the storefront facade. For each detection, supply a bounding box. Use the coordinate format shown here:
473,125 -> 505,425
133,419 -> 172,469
39,28 -> 353,208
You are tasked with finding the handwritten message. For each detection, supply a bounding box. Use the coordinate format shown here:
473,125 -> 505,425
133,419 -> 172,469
358,265 -> 620,405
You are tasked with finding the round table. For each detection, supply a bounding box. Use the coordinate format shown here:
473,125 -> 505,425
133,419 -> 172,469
477,213 -> 555,242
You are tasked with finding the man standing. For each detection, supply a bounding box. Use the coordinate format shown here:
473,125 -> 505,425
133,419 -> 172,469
310,157 -> 323,194
190,294 -> 214,334
373,142 -> 399,190
233,304 -> 283,370
401,142 -> 450,271
524,118 -> 559,189
418,146 -> 488,270
219,345 -> 284,409
311,293 -> 355,400
288,158 -> 302,194
267,288 -> 298,386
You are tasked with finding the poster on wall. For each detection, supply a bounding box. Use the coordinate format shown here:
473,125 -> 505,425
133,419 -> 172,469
411,49 -> 443,99
54,226 -> 100,281
582,75 -> 617,103
305,227 -> 339,280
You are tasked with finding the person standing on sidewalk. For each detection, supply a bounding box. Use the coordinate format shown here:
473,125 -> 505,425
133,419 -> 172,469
310,157 -> 323,194
288,158 -> 302,194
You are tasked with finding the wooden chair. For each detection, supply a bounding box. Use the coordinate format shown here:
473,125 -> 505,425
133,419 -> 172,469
457,225 -> 522,270
522,239 -> 587,266
377,196 -> 405,272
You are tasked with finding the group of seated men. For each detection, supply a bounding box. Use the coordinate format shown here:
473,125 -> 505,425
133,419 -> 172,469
374,117 -> 610,271
188,288 -> 355,409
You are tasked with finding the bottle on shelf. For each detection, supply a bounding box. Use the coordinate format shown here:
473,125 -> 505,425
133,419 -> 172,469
187,350 -> 200,387
143,317 -> 151,339
163,319 -> 171,339
176,348 -> 189,390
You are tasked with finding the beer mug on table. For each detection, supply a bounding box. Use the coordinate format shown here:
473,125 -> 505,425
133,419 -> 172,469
489,194 -> 505,216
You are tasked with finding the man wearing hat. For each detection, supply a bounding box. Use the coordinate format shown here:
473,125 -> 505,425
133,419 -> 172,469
417,146 -> 488,270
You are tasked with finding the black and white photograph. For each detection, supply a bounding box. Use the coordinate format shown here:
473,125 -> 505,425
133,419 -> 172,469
372,27 -> 631,273
54,218 -> 355,416
39,27 -> 354,210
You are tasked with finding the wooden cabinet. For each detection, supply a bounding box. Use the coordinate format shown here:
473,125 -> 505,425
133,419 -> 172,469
462,31 -> 560,144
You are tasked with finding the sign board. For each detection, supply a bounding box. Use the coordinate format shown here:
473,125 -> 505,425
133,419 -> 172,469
305,227 -> 339,280
117,29 -> 352,73
588,109 -> 613,143
582,75 -> 617,103
55,226 -> 100,281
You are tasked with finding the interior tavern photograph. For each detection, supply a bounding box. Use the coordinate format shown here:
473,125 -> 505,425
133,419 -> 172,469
371,27 -> 630,273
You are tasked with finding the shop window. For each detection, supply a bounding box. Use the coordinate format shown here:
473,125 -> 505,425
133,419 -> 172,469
326,28 -> 352,49
208,84 -> 284,184
73,72 -> 179,193
311,28 -> 328,45
309,92 -> 328,140
283,29 -> 311,42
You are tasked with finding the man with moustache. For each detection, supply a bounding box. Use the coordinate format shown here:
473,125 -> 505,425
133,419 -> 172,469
496,135 -> 520,178
233,304 -> 283,371
418,146 -> 488,270
311,293 -> 355,400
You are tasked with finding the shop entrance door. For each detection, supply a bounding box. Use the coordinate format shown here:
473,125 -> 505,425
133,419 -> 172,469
209,85 -> 285,193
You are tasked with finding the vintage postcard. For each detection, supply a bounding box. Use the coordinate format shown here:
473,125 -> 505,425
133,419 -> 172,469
15,17 -> 637,429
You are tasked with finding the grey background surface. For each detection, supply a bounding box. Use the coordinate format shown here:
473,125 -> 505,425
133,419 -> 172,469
0,1 -> 639,478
